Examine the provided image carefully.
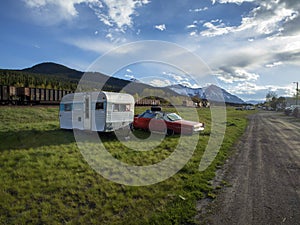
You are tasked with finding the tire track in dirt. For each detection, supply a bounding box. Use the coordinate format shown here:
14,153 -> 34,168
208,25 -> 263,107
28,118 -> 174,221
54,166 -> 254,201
198,111 -> 300,225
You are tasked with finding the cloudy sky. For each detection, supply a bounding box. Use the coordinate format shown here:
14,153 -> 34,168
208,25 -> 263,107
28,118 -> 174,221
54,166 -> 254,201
1,0 -> 300,101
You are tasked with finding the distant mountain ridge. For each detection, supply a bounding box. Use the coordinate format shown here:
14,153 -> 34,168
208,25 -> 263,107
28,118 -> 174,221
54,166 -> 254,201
2,62 -> 246,104
22,62 -> 84,80
5,62 -> 180,97
168,84 -> 245,104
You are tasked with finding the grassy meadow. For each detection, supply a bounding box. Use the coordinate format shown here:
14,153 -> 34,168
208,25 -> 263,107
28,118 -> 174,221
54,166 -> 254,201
0,106 -> 254,224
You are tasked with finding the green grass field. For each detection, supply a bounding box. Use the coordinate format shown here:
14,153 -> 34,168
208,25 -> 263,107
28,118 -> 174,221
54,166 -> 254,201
0,106 -> 254,224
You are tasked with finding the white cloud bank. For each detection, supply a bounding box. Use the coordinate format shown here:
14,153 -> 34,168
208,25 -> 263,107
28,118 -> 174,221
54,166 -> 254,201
211,0 -> 256,5
226,82 -> 296,100
202,1 -> 298,37
186,0 -> 300,99
24,0 -> 150,29
94,0 -> 150,29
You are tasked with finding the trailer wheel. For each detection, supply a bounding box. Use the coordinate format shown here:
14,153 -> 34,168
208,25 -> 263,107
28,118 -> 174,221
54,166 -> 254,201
129,123 -> 135,131
115,126 -> 131,140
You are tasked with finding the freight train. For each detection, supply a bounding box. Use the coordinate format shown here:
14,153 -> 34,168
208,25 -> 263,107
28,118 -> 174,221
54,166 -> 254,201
135,98 -> 161,106
0,85 -> 73,105
0,85 -> 165,106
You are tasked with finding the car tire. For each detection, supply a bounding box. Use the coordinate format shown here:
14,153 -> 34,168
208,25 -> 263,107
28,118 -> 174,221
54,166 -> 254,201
166,129 -> 174,136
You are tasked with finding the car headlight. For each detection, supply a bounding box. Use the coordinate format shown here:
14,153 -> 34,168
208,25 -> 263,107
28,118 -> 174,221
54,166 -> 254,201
193,123 -> 204,131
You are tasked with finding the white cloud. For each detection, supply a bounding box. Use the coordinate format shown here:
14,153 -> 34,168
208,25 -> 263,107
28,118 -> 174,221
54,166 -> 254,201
228,82 -> 263,95
189,7 -> 208,12
265,61 -> 283,68
201,21 -> 233,37
99,0 -> 150,29
163,72 -> 187,82
24,0 -> 149,29
189,31 -> 198,37
212,0 -> 256,5
154,24 -> 166,31
202,1 -> 299,37
124,74 -> 135,79
149,79 -> 172,87
24,0 -> 99,21
227,82 -> 295,99
216,68 -> 259,84
191,25 -> 300,83
161,72 -> 201,88
186,24 -> 197,29
66,38 -> 117,54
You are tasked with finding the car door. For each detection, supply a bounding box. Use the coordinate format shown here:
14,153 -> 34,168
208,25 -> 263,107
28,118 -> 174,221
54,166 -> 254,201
148,113 -> 166,132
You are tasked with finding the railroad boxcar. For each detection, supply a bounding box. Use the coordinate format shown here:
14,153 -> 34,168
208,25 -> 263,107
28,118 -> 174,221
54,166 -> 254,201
16,87 -> 30,103
135,98 -> 160,106
0,85 -> 9,104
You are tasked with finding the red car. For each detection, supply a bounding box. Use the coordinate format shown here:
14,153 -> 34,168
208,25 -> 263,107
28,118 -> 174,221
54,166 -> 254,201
132,108 -> 205,135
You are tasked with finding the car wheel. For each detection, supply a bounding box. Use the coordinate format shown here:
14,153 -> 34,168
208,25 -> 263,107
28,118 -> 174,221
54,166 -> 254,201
166,129 -> 174,136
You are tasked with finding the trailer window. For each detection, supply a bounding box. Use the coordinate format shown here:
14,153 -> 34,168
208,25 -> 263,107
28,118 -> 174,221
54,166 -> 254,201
113,104 -> 131,112
95,102 -> 104,110
64,103 -> 72,111
120,104 -> 126,112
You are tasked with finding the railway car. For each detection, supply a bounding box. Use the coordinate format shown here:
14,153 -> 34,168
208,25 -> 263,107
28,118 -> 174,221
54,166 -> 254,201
0,85 -> 73,105
0,85 -> 9,104
0,85 -> 17,104
135,98 -> 160,106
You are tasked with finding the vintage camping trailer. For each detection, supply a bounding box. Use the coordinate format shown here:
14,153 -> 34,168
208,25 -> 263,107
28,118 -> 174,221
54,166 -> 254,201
59,92 -> 135,132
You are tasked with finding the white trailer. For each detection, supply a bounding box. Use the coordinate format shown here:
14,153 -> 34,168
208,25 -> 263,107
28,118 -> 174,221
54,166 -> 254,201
59,92 -> 134,132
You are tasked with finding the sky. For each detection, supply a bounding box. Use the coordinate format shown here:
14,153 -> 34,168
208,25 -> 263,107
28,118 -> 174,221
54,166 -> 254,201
1,0 -> 300,101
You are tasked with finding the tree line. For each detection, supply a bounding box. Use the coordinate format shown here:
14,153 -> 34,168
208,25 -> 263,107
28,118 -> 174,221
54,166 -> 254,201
0,70 -> 78,90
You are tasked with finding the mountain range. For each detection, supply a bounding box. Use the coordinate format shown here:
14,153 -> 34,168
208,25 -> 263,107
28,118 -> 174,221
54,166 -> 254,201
4,62 -> 246,104
168,84 -> 245,104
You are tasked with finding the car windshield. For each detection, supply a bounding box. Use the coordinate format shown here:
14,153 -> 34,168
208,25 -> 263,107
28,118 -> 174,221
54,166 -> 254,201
166,113 -> 182,121
139,110 -> 155,118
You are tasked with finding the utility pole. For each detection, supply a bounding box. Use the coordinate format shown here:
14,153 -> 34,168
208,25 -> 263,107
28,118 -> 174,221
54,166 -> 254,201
294,82 -> 299,105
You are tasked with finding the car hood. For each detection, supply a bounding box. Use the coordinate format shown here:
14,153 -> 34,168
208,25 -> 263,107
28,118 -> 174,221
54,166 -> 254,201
172,119 -> 203,126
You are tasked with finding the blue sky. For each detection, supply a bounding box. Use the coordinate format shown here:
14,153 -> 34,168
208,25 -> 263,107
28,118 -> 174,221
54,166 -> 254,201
1,0 -> 300,101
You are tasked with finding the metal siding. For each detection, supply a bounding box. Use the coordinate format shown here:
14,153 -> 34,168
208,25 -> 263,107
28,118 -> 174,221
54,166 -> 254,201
29,88 -> 34,101
45,89 -> 50,101
54,90 -> 58,101
58,90 -> 63,101
49,89 -> 54,101
40,89 -> 45,101
92,110 -> 106,131
9,86 -> 16,96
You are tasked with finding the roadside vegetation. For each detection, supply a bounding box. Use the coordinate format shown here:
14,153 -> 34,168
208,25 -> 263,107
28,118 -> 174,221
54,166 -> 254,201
0,106 -> 255,224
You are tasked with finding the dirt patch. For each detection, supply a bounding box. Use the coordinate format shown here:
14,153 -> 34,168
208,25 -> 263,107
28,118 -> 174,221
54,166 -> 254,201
197,111 -> 300,225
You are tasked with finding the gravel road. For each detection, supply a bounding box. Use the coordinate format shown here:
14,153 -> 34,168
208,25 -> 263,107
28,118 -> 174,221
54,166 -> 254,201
198,111 -> 300,225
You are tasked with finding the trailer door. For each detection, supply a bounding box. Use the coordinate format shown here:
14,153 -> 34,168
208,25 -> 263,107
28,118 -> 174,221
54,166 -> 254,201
84,95 -> 91,130
93,101 -> 106,131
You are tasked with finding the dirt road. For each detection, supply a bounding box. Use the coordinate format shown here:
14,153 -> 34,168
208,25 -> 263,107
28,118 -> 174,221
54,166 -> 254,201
199,111 -> 300,225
